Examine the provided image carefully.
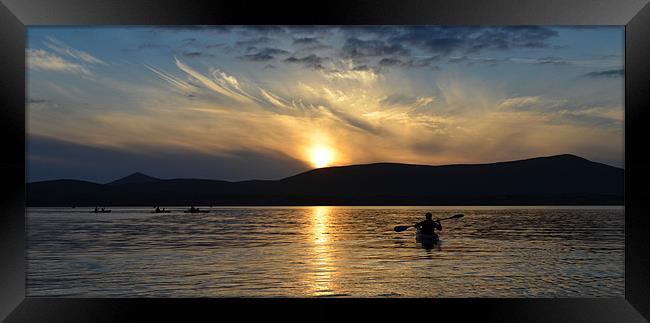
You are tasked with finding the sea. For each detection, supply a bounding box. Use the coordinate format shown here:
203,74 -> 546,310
26,206 -> 624,297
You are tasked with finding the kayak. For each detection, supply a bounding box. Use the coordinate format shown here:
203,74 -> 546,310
92,210 -> 111,213
415,229 -> 439,243
183,209 -> 210,213
152,210 -> 171,213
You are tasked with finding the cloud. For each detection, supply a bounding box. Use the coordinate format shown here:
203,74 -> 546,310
293,37 -> 321,46
182,51 -> 215,58
27,97 -> 61,110
378,58 -> 402,67
145,64 -> 197,96
535,56 -> 568,65
583,69 -> 624,78
497,96 -> 569,111
27,49 -> 92,76
174,57 -> 253,103
238,47 -> 289,62
235,36 -> 274,47
380,94 -> 434,107
27,26 -> 624,176
44,37 -> 106,65
378,56 -> 439,69
497,95 -> 622,129
322,68 -> 380,84
342,37 -> 410,58
389,26 -> 558,56
284,54 -> 327,69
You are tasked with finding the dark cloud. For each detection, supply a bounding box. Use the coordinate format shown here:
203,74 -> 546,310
536,56 -> 568,65
238,26 -> 289,37
378,56 -> 439,69
235,36 -> 275,47
182,51 -> 215,58
292,37 -> 330,50
259,47 -> 289,56
403,56 -> 440,68
444,55 -> 506,67
583,69 -> 624,78
339,26 -> 402,39
378,58 -> 403,67
240,53 -> 275,62
293,37 -> 321,46
284,54 -> 327,70
342,37 -> 410,58
389,26 -> 558,56
352,65 -> 372,71
27,98 -> 61,109
238,47 -> 289,62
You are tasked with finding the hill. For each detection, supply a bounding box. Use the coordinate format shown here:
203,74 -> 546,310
26,154 -> 624,206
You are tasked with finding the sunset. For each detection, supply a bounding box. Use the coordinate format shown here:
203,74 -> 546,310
26,26 -> 623,182
25,26 -> 624,300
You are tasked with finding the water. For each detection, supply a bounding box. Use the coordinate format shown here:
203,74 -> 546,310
26,206 -> 624,297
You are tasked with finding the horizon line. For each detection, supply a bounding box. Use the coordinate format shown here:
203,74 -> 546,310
26,153 -> 624,184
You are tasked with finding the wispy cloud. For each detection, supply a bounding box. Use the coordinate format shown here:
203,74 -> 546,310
583,69 -> 624,78
44,37 -> 106,65
27,49 -> 92,75
26,26 -> 624,175
145,64 -> 197,96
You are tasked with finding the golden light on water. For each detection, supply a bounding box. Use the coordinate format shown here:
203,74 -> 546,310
312,206 -> 330,244
309,146 -> 334,168
309,206 -> 336,295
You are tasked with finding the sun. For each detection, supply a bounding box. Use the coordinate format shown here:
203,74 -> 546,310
310,146 -> 334,168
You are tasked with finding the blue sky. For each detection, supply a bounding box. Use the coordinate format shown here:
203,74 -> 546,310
26,26 -> 624,183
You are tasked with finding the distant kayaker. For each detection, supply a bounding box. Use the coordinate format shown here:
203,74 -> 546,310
414,212 -> 442,235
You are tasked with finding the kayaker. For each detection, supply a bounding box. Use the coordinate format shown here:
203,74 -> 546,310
414,212 -> 442,235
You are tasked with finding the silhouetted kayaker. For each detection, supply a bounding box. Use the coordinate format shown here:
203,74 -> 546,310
155,206 -> 161,212
414,212 -> 442,235
94,207 -> 98,213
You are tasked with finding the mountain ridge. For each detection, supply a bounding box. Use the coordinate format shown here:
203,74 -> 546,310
26,154 -> 624,206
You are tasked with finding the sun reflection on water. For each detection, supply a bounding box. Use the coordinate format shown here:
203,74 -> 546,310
309,206 -> 337,295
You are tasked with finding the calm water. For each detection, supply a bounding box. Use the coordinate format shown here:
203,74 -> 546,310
27,206 -> 624,297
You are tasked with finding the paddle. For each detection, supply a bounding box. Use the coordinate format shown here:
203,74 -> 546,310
394,213 -> 464,232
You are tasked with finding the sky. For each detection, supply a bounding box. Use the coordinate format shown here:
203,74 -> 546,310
26,26 -> 624,183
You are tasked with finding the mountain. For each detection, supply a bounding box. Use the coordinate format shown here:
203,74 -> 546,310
107,172 -> 160,185
26,154 -> 624,206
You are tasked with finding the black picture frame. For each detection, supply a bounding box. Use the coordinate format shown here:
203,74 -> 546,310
1,0 -> 649,321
